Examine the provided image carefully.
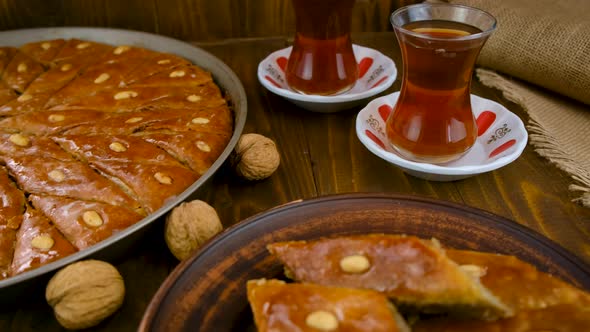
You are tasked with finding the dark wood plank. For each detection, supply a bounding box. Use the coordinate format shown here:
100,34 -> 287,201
0,32 -> 588,332
0,0 -> 420,40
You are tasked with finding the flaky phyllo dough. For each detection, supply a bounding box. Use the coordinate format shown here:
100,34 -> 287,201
253,234 -> 590,331
0,39 -> 233,279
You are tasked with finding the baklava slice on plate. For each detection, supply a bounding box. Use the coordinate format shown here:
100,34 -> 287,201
268,234 -> 512,320
410,249 -> 590,331
247,279 -> 410,332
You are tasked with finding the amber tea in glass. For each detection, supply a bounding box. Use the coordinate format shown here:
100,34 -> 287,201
286,0 -> 358,96
386,4 -> 496,163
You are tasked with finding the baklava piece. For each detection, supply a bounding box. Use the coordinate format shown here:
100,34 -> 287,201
3,155 -> 143,213
0,81 -> 17,107
30,194 -> 144,250
123,51 -> 191,84
51,39 -> 112,65
19,39 -> 65,66
268,234 -> 512,320
0,110 -> 107,136
446,249 -> 590,311
11,206 -> 77,276
0,166 -> 26,227
247,279 -> 410,332
412,303 -> 590,331
0,167 -> 25,279
138,131 -> 229,175
53,134 -> 199,213
0,91 -> 52,116
1,50 -> 44,93
49,83 -> 226,112
140,106 -> 233,136
410,249 -> 590,331
0,47 -> 17,77
47,45 -> 153,106
0,225 -> 16,280
129,64 -> 213,88
0,133 -> 77,161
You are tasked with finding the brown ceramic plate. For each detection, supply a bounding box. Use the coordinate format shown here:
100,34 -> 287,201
139,193 -> 590,332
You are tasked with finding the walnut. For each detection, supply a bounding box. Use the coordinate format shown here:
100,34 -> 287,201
45,260 -> 125,330
165,200 -> 223,260
232,133 -> 280,181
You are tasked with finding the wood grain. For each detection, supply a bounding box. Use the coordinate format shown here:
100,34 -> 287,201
0,31 -> 587,331
0,0 -> 418,41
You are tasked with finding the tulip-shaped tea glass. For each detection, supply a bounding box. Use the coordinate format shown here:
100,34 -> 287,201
386,4 -> 496,163
286,0 -> 358,96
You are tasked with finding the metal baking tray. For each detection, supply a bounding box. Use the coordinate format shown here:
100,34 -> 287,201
0,27 -> 247,299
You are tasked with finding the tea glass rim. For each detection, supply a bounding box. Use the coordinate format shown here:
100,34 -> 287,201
390,3 -> 497,42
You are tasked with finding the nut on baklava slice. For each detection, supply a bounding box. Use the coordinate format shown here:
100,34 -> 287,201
268,234 -> 512,320
53,134 -> 199,213
11,206 -> 77,276
30,194 -> 144,250
247,279 -> 410,332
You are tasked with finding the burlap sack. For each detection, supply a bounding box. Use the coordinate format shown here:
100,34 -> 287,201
440,0 -> 590,206
476,68 -> 590,207
450,0 -> 590,106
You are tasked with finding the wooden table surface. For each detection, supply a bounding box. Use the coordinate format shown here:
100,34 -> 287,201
1,32 -> 589,331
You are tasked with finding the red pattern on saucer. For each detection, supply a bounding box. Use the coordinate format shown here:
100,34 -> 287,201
490,139 -> 517,158
365,130 -> 386,149
276,57 -> 288,72
476,110 -> 497,136
358,57 -> 373,78
378,105 -> 392,122
356,92 -> 528,181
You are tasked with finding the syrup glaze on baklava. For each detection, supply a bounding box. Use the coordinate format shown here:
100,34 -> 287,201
0,39 -> 233,279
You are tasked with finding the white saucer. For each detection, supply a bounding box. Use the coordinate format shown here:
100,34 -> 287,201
356,92 -> 528,181
257,44 -> 397,113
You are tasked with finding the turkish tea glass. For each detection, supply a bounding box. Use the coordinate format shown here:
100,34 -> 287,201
286,0 -> 358,96
386,4 -> 496,164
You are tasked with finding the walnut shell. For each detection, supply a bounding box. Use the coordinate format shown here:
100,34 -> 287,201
45,260 -> 125,330
165,200 -> 223,260
233,133 -> 280,180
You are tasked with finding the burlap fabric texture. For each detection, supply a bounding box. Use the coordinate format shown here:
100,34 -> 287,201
446,0 -> 590,207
